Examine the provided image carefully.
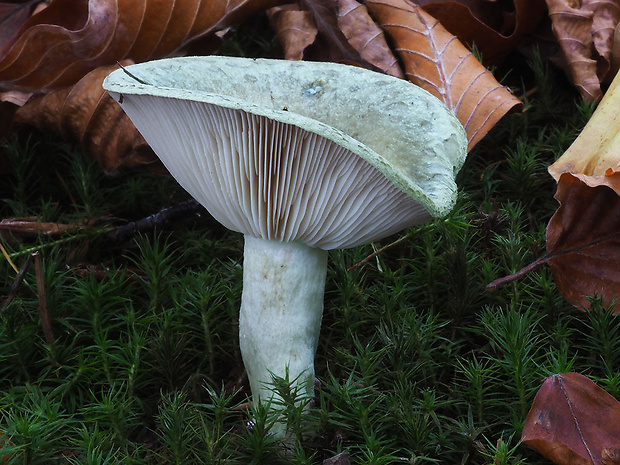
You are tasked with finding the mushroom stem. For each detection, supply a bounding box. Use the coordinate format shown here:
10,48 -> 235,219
239,235 -> 328,421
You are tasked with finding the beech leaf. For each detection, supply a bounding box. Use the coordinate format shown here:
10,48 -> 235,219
0,0 -> 286,92
0,1 -> 39,55
585,0 -> 620,81
365,0 -> 521,150
298,0 -> 380,70
545,65 -> 620,309
546,173 -> 620,310
546,0 -> 620,103
336,0 -> 403,77
419,0 -> 547,65
522,372 -> 620,465
550,46 -> 620,182
14,62 -> 162,174
267,4 -> 318,60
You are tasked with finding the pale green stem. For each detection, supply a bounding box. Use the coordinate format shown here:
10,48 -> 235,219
239,235 -> 328,436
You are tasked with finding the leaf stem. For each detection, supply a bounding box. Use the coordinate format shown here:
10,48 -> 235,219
486,255 -> 549,291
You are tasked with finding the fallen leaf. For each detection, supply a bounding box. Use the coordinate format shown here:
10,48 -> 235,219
14,62 -> 162,173
298,0 -> 380,70
549,62 -> 620,181
546,173 -> 620,310
545,65 -> 620,309
0,1 -> 39,55
611,21 -> 620,78
365,0 -> 521,149
585,0 -> 620,81
0,0 -> 286,92
267,4 -> 318,60
419,0 -> 547,65
602,448 -> 620,465
522,372 -> 620,465
0,90 -> 32,106
546,0 -> 620,103
269,0 -> 401,75
336,0 -> 404,77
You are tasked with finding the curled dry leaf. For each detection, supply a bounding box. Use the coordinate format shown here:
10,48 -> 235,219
546,66 -> 620,309
14,62 -> 162,173
522,372 -> 620,465
365,0 -> 521,150
336,0 -> 404,78
267,4 -> 318,60
419,0 -> 547,65
549,52 -> 620,182
546,173 -> 620,310
584,0 -> 620,80
297,0 -> 381,69
269,0 -> 402,76
602,448 -> 620,465
0,1 -> 38,53
0,0 -> 286,92
546,0 -> 620,103
0,90 -> 32,106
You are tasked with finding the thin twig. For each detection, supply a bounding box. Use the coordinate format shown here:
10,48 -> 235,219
106,199 -> 204,242
347,234 -> 410,272
1,252 -> 35,313
34,252 -> 55,344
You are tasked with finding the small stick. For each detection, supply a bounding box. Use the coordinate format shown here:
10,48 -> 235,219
33,252 -> 55,344
347,234 -> 409,272
107,199 -> 203,242
1,252 -> 36,313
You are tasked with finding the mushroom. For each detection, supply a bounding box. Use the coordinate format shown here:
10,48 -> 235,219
103,56 -> 467,436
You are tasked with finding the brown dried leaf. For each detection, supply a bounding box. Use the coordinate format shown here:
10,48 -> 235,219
522,372 -> 620,465
15,62 -> 162,173
546,173 -> 620,310
585,0 -> 620,80
267,4 -> 318,60
0,90 -> 31,106
298,0 -> 381,70
419,0 -> 547,65
0,0 -> 286,92
365,0 -> 521,150
545,68 -> 620,309
603,448 -> 620,465
0,1 -> 39,54
336,0 -> 404,78
546,0 -> 620,103
611,22 -> 620,78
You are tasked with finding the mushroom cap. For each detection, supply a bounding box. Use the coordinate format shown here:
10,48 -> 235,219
103,56 -> 467,249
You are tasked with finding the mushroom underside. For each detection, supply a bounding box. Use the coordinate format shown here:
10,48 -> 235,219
119,94 -> 432,249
